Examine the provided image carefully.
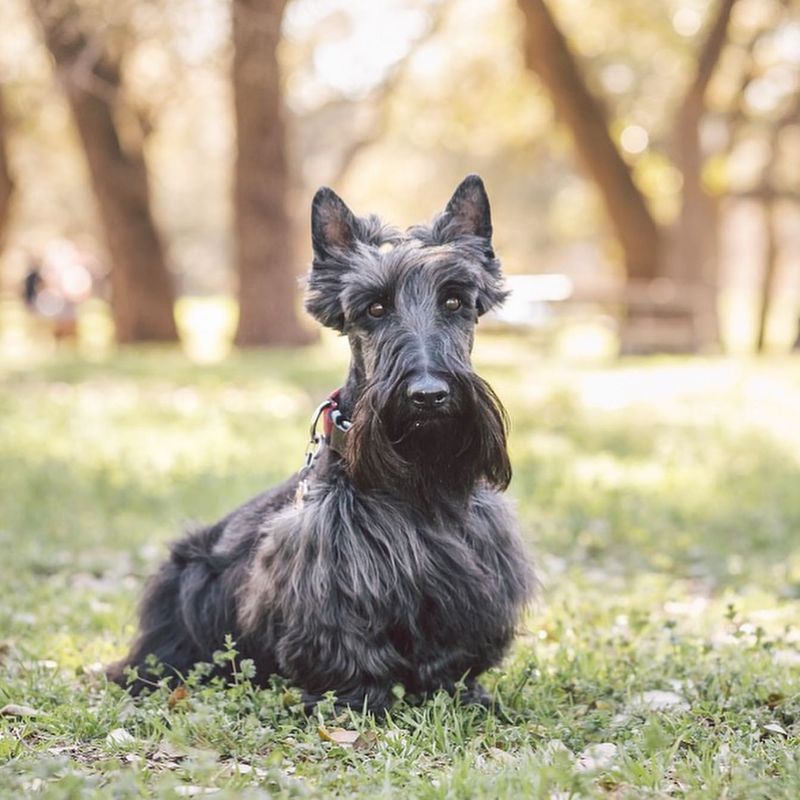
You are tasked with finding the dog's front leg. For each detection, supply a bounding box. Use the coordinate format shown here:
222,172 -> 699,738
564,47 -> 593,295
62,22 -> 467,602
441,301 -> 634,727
300,683 -> 392,717
407,649 -> 494,708
276,624 -> 400,717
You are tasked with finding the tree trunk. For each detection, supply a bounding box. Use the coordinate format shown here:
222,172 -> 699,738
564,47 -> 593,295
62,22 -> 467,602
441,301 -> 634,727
0,84 -> 14,255
232,0 -> 312,347
669,0 -> 738,351
517,0 -> 738,353
755,195 -> 778,353
516,0 -> 661,282
31,0 -> 178,344
516,0 -> 686,353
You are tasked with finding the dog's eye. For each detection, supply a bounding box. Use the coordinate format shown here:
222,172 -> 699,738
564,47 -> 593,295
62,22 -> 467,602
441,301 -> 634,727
444,297 -> 461,311
368,301 -> 386,318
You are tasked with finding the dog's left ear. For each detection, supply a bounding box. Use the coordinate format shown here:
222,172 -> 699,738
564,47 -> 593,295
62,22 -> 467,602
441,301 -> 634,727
442,174 -> 493,242
441,175 -> 506,316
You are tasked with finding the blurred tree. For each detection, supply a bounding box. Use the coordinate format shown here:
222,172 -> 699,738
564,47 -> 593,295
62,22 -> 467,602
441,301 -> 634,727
517,0 -> 661,282
0,84 -> 14,256
292,4 -> 445,191
718,2 -> 800,353
754,94 -> 800,353
669,0 -> 739,352
30,0 -> 179,343
518,0 -> 738,353
232,0 -> 312,347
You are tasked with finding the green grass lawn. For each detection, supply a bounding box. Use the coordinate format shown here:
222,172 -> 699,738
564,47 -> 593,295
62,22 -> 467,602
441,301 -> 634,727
1,339 -> 799,798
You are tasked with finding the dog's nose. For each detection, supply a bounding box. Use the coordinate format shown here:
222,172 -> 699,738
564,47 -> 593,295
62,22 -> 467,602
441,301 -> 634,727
407,375 -> 450,410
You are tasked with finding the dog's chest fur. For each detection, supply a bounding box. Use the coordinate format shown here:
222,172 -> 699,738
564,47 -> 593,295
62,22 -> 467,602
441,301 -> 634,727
234,476 -> 530,692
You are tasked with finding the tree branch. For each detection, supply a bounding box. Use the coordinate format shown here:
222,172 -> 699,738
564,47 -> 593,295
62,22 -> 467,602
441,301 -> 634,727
296,2 -> 447,189
516,0 -> 661,280
689,0 -> 738,106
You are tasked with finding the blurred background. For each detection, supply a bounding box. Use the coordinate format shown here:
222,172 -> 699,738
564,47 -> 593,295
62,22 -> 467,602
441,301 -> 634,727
1,0 -> 799,360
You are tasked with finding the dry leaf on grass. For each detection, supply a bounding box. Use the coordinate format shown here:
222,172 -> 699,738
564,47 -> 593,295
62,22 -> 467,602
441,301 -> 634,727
0,704 -> 39,718
629,690 -> 689,712
576,742 -> 618,772
168,685 -> 190,709
106,728 -> 135,746
353,730 -> 379,752
318,725 -> 360,745
486,746 -> 516,765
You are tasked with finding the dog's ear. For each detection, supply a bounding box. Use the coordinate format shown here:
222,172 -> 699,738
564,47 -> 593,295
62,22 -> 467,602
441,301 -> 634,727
442,174 -> 493,242
311,187 -> 358,259
439,175 -> 505,316
307,187 -> 359,330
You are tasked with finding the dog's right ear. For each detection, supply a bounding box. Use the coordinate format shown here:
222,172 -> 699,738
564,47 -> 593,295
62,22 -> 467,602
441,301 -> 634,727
307,187 -> 358,331
311,187 -> 358,260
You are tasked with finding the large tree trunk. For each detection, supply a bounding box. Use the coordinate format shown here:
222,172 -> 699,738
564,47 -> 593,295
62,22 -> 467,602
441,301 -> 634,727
31,0 -> 178,344
232,0 -> 312,347
0,84 -> 14,255
516,0 -> 661,282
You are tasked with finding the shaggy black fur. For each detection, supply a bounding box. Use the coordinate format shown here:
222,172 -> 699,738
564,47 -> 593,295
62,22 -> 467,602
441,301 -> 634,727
108,175 -> 535,714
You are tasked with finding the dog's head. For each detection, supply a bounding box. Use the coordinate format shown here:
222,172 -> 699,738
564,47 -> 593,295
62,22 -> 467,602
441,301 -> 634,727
305,175 -> 511,498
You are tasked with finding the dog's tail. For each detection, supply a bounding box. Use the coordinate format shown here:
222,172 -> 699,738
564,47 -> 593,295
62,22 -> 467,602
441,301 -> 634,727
107,522 -> 239,693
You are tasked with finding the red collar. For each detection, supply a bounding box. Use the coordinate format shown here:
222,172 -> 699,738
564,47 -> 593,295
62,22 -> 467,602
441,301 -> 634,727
321,389 -> 340,439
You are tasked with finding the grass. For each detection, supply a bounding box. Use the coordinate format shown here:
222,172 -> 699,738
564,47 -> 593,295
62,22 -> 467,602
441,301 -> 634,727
1,337 -> 799,798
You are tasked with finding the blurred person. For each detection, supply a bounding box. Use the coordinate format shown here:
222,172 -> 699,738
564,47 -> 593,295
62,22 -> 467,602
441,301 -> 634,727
21,239 -> 94,342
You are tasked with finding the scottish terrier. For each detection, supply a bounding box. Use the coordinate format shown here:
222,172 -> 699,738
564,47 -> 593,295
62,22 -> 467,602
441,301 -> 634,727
109,175 -> 534,714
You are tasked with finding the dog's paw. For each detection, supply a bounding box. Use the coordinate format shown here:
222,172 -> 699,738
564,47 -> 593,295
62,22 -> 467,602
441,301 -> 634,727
301,688 -> 391,719
457,682 -> 493,709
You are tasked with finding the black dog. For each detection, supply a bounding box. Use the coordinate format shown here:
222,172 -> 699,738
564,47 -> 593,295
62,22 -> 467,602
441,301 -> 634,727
109,175 -> 534,714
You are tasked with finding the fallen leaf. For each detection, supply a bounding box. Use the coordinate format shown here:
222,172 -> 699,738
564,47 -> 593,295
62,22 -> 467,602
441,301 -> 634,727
152,741 -> 186,762
0,704 -> 39,718
318,726 -> 360,746
168,685 -> 190,709
173,787 -> 220,797
353,730 -> 379,752
630,690 -> 689,713
106,728 -> 135,746
762,722 -> 788,737
487,746 -> 516,765
576,742 -> 618,772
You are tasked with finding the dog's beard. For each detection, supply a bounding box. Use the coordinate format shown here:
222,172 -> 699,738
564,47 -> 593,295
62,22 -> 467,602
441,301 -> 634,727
344,373 -> 511,500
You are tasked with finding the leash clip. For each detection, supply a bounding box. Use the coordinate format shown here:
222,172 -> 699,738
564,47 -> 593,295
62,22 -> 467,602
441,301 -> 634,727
301,398 -> 334,471
296,399 -> 334,508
